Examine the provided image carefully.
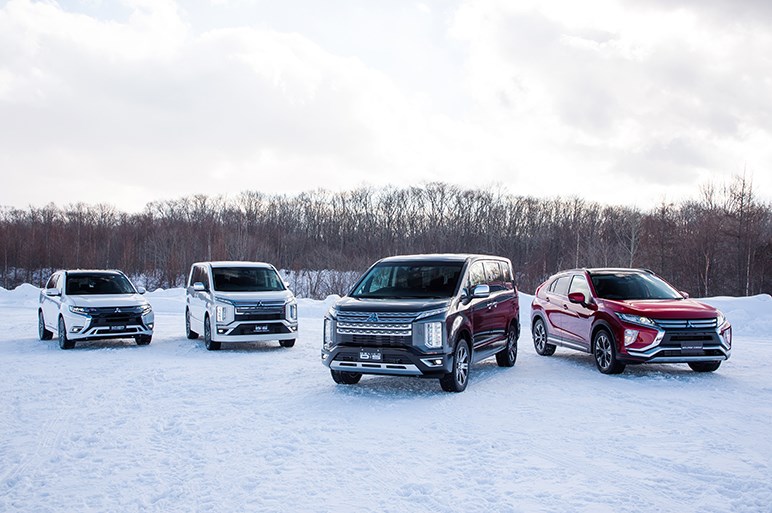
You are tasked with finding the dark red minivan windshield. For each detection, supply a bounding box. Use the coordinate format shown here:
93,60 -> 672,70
352,263 -> 463,299
590,272 -> 682,301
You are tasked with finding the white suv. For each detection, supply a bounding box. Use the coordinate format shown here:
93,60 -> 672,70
185,261 -> 298,350
38,270 -> 154,349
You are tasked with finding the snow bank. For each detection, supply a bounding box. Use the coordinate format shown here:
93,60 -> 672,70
702,294 -> 772,337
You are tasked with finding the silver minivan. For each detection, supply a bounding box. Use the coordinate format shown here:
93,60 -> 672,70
185,261 -> 298,350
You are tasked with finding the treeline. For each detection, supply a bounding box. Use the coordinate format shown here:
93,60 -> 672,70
1,177 -> 769,298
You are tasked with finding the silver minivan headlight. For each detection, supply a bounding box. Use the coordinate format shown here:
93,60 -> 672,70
286,300 -> 298,321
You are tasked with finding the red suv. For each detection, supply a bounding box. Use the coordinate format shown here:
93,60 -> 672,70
530,268 -> 732,374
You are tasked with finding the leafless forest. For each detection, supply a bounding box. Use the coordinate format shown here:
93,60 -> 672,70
1,176 -> 769,298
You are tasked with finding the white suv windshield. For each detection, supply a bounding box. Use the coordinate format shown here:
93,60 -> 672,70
351,262 -> 463,299
212,267 -> 285,292
65,273 -> 135,295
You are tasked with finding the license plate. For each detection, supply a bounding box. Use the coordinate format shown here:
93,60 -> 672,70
681,341 -> 703,353
253,325 -> 269,333
359,349 -> 382,361
110,325 -> 125,331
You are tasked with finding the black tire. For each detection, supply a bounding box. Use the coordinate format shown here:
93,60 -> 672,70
593,329 -> 625,374
440,338 -> 471,392
185,309 -> 199,339
203,316 -> 221,351
688,361 -> 721,372
39,311 -> 53,340
280,339 -> 296,348
496,323 -> 518,367
532,318 -> 556,356
58,316 -> 75,350
135,335 -> 152,346
331,369 -> 362,384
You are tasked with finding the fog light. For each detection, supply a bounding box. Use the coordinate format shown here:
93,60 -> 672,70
624,329 -> 638,346
217,329 -> 226,334
71,326 -> 83,333
147,323 -> 154,329
321,353 -> 328,361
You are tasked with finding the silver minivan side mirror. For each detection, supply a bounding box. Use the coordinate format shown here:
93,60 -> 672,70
193,282 -> 206,292
44,288 -> 61,297
136,286 -> 147,294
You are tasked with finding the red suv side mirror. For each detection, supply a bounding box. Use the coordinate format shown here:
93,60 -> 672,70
568,292 -> 597,310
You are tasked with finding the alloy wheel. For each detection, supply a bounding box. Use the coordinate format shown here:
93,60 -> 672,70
595,332 -> 612,370
533,321 -> 546,352
455,344 -> 469,386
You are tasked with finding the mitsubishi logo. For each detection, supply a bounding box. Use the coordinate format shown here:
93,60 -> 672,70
686,320 -> 693,328
366,313 -> 380,323
115,308 -> 122,314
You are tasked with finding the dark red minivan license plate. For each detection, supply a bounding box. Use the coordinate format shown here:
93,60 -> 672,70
359,349 -> 382,361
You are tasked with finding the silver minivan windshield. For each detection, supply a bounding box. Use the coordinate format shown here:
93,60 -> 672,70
212,267 -> 285,292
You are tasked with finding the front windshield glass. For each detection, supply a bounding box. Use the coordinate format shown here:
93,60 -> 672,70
212,267 -> 285,292
590,272 -> 682,300
66,273 -> 136,295
351,262 -> 463,299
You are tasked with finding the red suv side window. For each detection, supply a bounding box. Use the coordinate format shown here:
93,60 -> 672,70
551,276 -> 570,296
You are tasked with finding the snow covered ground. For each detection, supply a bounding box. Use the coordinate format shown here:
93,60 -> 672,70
1,286 -> 771,513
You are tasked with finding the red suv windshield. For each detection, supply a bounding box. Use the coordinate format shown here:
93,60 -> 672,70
589,272 -> 682,300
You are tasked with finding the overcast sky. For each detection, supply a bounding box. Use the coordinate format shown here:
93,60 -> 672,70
1,0 -> 770,212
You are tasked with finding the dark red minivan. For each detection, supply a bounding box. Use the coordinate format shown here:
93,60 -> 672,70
530,268 -> 732,374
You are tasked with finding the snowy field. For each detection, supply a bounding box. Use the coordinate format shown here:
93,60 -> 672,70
1,285 -> 771,513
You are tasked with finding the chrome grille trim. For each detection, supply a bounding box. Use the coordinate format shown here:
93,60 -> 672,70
654,318 -> 718,330
233,300 -> 285,315
337,311 -> 416,323
336,311 -> 416,337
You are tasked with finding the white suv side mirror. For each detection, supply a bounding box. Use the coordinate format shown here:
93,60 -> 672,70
137,286 -> 147,294
192,282 -> 206,292
44,288 -> 61,297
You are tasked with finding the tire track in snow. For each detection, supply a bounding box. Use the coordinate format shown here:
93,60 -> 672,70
0,398 -> 76,494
